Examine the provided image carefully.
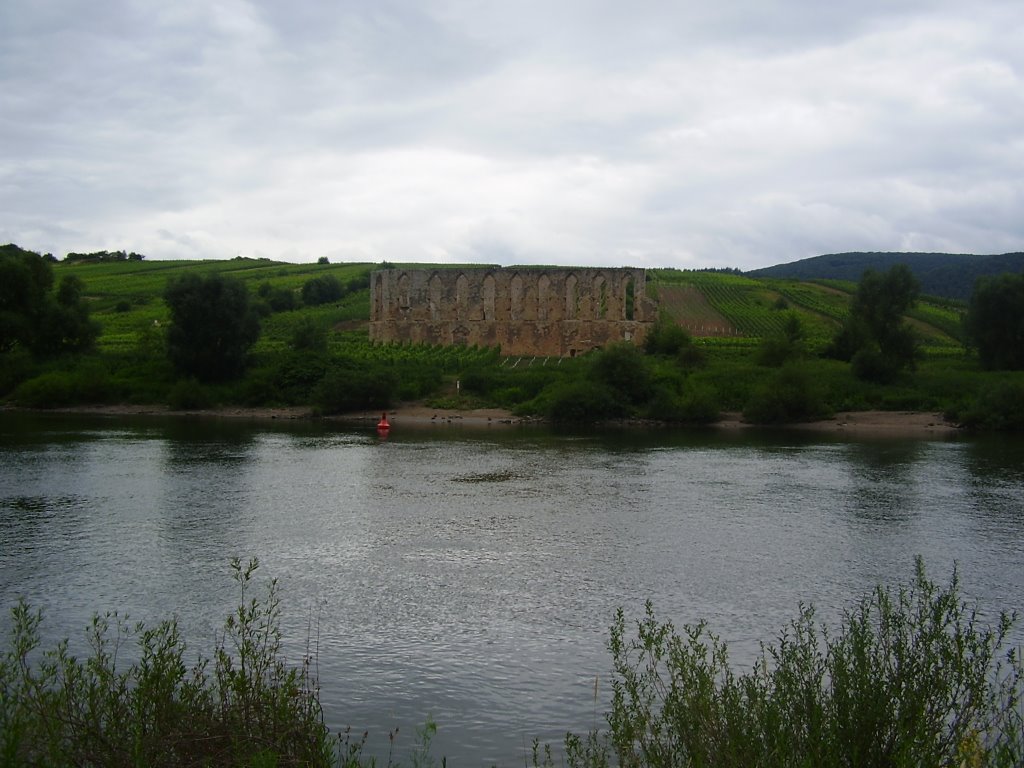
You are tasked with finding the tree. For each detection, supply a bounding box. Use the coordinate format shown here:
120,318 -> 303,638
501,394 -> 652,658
163,273 -> 260,382
35,275 -> 100,354
301,275 -> 343,306
964,272 -> 1024,370
830,264 -> 919,382
592,343 -> 653,406
0,244 -> 98,356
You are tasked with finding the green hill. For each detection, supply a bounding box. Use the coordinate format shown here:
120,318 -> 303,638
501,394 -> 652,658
648,269 -> 963,353
48,258 -> 966,358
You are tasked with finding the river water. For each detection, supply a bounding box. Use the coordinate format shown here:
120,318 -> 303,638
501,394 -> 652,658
1,412 -> 1023,765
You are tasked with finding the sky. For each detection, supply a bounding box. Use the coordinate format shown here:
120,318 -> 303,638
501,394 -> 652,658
1,1 -> 1022,271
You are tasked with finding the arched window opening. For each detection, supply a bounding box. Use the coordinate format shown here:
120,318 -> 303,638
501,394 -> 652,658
483,274 -> 496,321
594,276 -> 607,319
510,274 -> 524,321
538,275 -> 551,321
456,273 -> 469,320
429,274 -> 443,321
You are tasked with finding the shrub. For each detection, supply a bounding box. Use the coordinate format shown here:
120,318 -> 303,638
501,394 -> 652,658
12,365 -> 123,408
0,558 -> 336,767
314,363 -> 396,414
538,379 -> 623,423
645,383 -> 720,424
0,348 -> 34,397
167,377 -> 214,410
958,380 -> 1024,432
645,320 -> 694,356
290,317 -> 329,353
558,559 -> 1024,768
742,363 -> 830,424
592,344 -> 653,407
302,275 -> 344,306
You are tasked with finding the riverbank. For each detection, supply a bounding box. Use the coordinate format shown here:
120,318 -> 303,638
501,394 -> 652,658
19,403 -> 961,437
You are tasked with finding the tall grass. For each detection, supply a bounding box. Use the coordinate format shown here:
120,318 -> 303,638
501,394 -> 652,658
0,558 -> 336,767
4,559 -> 1022,765
552,558 -> 1023,768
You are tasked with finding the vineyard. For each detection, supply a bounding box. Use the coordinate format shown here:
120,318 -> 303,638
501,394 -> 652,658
332,337 -> 500,373
58,259 -> 967,362
649,270 -> 962,352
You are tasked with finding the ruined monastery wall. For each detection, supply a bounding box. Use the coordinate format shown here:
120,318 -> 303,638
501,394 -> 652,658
369,267 -> 657,357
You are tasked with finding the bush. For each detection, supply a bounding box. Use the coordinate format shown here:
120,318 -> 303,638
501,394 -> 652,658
958,380 -> 1024,432
644,384 -> 720,424
592,344 -> 653,407
314,363 -> 396,414
302,275 -> 344,306
558,559 -> 1024,768
12,365 -> 123,408
537,379 -> 623,423
290,317 -> 329,353
0,348 -> 36,398
742,363 -> 830,424
167,377 -> 215,410
0,558 -> 336,767
644,320 -> 694,356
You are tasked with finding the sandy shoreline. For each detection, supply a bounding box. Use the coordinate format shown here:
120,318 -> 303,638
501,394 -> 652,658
17,403 -> 961,438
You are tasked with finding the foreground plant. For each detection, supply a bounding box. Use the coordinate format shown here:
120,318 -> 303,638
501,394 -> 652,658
559,558 -> 1023,768
0,557 -> 337,767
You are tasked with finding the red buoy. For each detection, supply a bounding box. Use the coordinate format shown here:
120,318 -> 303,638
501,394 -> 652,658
377,412 -> 390,432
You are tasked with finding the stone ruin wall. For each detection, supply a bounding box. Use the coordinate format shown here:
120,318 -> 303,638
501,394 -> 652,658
369,267 -> 657,357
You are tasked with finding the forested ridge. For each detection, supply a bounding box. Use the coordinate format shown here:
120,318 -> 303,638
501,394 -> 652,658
747,250 -> 1024,300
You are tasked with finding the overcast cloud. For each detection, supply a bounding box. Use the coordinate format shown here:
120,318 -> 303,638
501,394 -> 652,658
1,0 -> 1022,269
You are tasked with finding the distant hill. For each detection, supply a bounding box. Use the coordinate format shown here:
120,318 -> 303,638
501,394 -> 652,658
747,252 -> 1024,300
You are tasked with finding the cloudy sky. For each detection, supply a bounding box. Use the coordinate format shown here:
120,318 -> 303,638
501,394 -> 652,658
1,1 -> 1022,270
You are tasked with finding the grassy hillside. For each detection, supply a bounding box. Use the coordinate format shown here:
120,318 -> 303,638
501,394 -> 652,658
648,269 -> 964,353
5,257 -> 1020,431
58,258 -> 374,354
64,259 -> 965,356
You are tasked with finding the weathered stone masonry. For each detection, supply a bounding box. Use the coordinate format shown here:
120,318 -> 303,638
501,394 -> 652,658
369,267 -> 657,357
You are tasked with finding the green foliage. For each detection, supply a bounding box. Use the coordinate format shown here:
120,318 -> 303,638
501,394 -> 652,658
830,265 -> 920,382
290,317 -> 329,353
556,560 -> 1024,768
302,275 -> 344,306
0,558 -> 336,767
958,380 -> 1024,432
257,281 -> 298,313
11,364 -> 123,408
164,273 -> 261,382
965,272 -> 1024,370
644,318 -> 695,356
756,312 -> 806,367
167,378 -> 215,410
0,348 -> 35,397
0,245 -> 98,356
643,383 -> 720,424
537,379 -> 624,423
743,363 -> 831,424
591,344 -> 654,407
314,360 -> 397,414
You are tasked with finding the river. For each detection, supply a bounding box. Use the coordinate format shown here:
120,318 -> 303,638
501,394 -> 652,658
1,412 -> 1023,765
